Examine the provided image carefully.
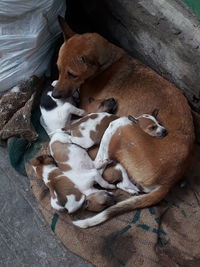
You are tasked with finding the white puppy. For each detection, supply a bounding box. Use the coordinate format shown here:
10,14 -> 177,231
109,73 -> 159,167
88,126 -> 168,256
40,80 -> 85,136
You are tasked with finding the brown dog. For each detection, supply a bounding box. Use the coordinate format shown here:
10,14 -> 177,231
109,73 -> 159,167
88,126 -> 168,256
53,17 -> 195,227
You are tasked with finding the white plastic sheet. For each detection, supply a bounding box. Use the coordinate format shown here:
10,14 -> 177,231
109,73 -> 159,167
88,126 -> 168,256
0,0 -> 66,92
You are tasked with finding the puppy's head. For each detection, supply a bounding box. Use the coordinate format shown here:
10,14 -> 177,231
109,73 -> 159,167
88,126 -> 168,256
84,97 -> 117,114
31,155 -> 56,166
85,191 -> 115,212
52,17 -> 121,99
128,109 -> 168,138
31,155 -> 56,178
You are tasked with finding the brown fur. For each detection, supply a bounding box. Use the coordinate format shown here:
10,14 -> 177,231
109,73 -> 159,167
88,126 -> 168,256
31,155 -> 82,207
55,18 -> 195,226
86,191 -> 116,212
90,115 -> 118,143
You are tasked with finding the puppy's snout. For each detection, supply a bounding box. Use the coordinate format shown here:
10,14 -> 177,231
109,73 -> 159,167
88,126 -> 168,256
157,128 -> 168,138
162,128 -> 168,137
52,90 -> 62,99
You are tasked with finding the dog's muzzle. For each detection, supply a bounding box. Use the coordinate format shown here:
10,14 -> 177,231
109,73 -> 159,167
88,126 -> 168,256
157,128 -> 168,138
52,90 -> 62,99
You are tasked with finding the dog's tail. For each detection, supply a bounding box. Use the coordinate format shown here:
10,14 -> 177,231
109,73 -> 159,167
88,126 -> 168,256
73,185 -> 169,228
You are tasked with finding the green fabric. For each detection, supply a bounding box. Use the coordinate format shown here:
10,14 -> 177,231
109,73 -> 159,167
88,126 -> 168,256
51,213 -> 59,232
182,0 -> 200,18
8,108 -> 49,176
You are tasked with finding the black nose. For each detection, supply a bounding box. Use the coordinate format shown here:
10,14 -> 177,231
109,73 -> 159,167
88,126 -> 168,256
162,129 -> 168,137
52,90 -> 62,99
106,98 -> 116,104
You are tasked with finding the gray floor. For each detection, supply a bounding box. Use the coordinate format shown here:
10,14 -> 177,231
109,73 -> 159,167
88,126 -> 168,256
0,146 -> 92,267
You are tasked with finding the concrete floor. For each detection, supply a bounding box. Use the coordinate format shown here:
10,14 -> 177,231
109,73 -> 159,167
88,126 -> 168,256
0,146 -> 92,267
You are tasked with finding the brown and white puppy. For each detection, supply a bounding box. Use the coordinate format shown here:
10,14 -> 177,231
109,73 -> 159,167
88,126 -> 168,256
53,17 -> 195,227
49,131 -> 115,201
40,81 -> 85,137
31,155 -> 85,213
49,97 -> 118,211
31,155 -> 115,213
63,109 -> 166,194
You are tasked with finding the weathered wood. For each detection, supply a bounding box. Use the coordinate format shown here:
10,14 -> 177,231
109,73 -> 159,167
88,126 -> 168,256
80,0 -> 200,112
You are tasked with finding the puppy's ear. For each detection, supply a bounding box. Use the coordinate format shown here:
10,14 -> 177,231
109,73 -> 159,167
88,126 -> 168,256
30,157 -> 43,166
152,109 -> 159,118
36,156 -> 45,164
128,115 -> 138,124
58,16 -> 75,40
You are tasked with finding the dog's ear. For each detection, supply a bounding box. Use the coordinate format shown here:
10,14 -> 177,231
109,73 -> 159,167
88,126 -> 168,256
152,109 -> 159,118
30,157 -> 43,166
128,115 -> 138,124
58,16 -> 75,40
80,55 -> 99,67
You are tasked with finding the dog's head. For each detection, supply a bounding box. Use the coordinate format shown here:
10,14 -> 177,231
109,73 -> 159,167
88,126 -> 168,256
52,16 -> 122,99
31,155 -> 56,167
84,97 -> 118,114
31,155 -> 56,179
128,109 -> 168,138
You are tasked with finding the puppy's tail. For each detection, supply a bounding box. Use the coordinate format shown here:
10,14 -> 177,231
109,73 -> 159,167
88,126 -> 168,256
73,185 -> 169,228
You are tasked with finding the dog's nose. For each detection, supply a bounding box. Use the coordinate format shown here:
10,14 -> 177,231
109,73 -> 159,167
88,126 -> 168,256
52,90 -> 62,99
158,129 -> 168,138
107,98 -> 116,104
161,129 -> 168,137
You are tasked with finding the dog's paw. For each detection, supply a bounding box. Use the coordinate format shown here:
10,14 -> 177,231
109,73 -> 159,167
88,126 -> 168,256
117,183 -> 139,195
105,183 -> 116,190
95,159 -> 113,169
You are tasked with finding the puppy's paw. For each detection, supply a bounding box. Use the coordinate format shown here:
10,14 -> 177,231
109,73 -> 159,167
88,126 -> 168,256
95,159 -> 113,169
105,183 -> 116,190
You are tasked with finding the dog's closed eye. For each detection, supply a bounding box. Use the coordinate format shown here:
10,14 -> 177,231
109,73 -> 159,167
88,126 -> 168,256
67,71 -> 77,79
148,125 -> 157,131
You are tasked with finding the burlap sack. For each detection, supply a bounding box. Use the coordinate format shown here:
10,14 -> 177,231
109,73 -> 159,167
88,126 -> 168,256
25,144 -> 200,267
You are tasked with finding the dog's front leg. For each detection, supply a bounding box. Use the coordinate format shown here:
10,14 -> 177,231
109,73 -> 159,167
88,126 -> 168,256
94,172 -> 116,189
115,164 -> 139,194
68,103 -> 85,117
94,123 -> 114,174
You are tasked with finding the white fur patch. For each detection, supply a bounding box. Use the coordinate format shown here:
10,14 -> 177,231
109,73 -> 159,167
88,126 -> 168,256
73,211 -> 108,228
115,164 -> 140,194
42,165 -> 57,184
51,195 -> 65,211
40,88 -> 84,137
66,113 -> 112,149
50,131 -> 115,196
65,194 -> 85,213
94,117 -> 132,173
51,80 -> 58,87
